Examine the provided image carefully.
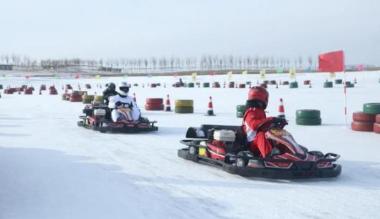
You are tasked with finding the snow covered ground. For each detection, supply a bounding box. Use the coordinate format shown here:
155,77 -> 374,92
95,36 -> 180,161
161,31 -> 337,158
0,71 -> 380,219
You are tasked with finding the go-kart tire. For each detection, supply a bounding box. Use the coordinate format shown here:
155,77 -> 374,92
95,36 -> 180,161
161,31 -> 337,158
296,109 -> 321,119
363,103 -> 380,115
323,81 -> 333,88
351,121 -> 374,132
236,112 -> 244,118
289,81 -> 298,88
376,114 -> 380,123
175,100 -> 193,107
145,103 -> 164,111
352,112 -> 376,123
296,117 -> 322,126
374,123 -> 380,134
77,121 -> 84,127
236,157 -> 247,168
146,98 -> 163,105
175,106 -> 194,114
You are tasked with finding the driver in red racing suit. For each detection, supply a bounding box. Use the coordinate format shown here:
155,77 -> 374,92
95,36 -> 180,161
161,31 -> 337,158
242,86 -> 286,158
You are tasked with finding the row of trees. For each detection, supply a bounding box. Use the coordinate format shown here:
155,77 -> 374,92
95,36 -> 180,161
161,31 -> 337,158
0,54 -> 316,73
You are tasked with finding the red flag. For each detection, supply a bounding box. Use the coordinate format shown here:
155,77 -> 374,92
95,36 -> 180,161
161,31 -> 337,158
318,50 -> 345,72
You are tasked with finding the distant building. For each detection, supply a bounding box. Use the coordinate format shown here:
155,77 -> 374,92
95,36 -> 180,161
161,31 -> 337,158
0,64 -> 13,70
98,66 -> 122,73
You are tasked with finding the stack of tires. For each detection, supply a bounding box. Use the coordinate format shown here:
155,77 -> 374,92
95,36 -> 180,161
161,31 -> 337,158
289,81 -> 298,88
70,91 -> 83,102
82,95 -> 95,104
282,81 -> 289,85
85,84 -> 91,89
345,81 -> 355,88
187,83 -> 195,88
203,82 -> 210,88
236,105 -> 247,118
323,81 -> 333,88
145,98 -> 164,111
24,87 -> 33,95
238,84 -> 246,88
374,115 -> 380,134
49,86 -> 58,95
296,109 -> 322,125
335,79 -> 343,85
352,103 -> 380,133
212,82 -> 221,88
175,100 -> 194,113
351,112 -> 376,132
303,80 -> 311,85
228,82 -> 235,88
93,95 -> 104,104
0,84 -> 3,89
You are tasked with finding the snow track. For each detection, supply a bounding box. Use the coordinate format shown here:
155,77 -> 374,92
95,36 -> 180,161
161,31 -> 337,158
0,72 -> 380,218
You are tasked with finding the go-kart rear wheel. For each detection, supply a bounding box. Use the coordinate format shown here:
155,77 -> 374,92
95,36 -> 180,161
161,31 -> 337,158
77,121 -> 84,127
236,157 -> 247,168
189,146 -> 198,155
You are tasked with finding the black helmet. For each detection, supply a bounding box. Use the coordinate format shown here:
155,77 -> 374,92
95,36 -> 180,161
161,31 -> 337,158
108,82 -> 116,90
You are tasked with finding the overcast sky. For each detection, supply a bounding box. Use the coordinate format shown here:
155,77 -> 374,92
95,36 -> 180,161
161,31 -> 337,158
0,0 -> 379,65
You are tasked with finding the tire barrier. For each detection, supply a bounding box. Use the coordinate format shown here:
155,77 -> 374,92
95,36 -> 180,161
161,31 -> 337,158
49,86 -> 58,95
236,105 -> 247,118
40,85 -> 46,90
228,82 -> 235,88
376,114 -> 380,124
303,80 -> 311,85
239,84 -> 246,88
323,81 -> 333,88
93,95 -> 104,104
335,79 -> 343,84
175,99 -> 194,113
363,103 -> 380,115
145,98 -> 164,111
282,81 -> 289,85
289,81 -> 298,89
212,82 -> 221,88
269,80 -> 277,85
345,81 -> 354,88
0,84 -> 3,89
187,83 -> 195,88
82,95 -> 95,104
85,84 -> 91,89
351,121 -> 374,132
374,123 -> 380,134
24,87 -> 33,95
296,109 -> 321,125
352,112 -> 376,123
70,91 -> 83,102
203,82 -> 210,88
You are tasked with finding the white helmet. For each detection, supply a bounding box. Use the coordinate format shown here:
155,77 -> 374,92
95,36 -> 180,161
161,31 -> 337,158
118,82 -> 131,95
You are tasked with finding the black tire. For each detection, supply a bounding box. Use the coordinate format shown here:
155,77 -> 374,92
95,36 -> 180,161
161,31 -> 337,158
236,157 -> 247,168
296,109 -> 321,119
77,121 -> 84,127
296,117 -> 322,125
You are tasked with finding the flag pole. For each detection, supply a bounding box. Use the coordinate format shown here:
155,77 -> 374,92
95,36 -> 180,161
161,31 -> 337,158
343,70 -> 348,126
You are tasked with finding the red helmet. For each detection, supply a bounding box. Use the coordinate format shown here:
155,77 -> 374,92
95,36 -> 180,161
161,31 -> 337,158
247,86 -> 269,109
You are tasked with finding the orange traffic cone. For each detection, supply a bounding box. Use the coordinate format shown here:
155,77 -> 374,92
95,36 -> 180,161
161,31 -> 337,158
165,94 -> 171,111
278,98 -> 285,118
206,96 -> 215,116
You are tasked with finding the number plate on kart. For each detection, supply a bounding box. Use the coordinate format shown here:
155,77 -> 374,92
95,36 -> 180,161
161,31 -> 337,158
198,147 -> 207,156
